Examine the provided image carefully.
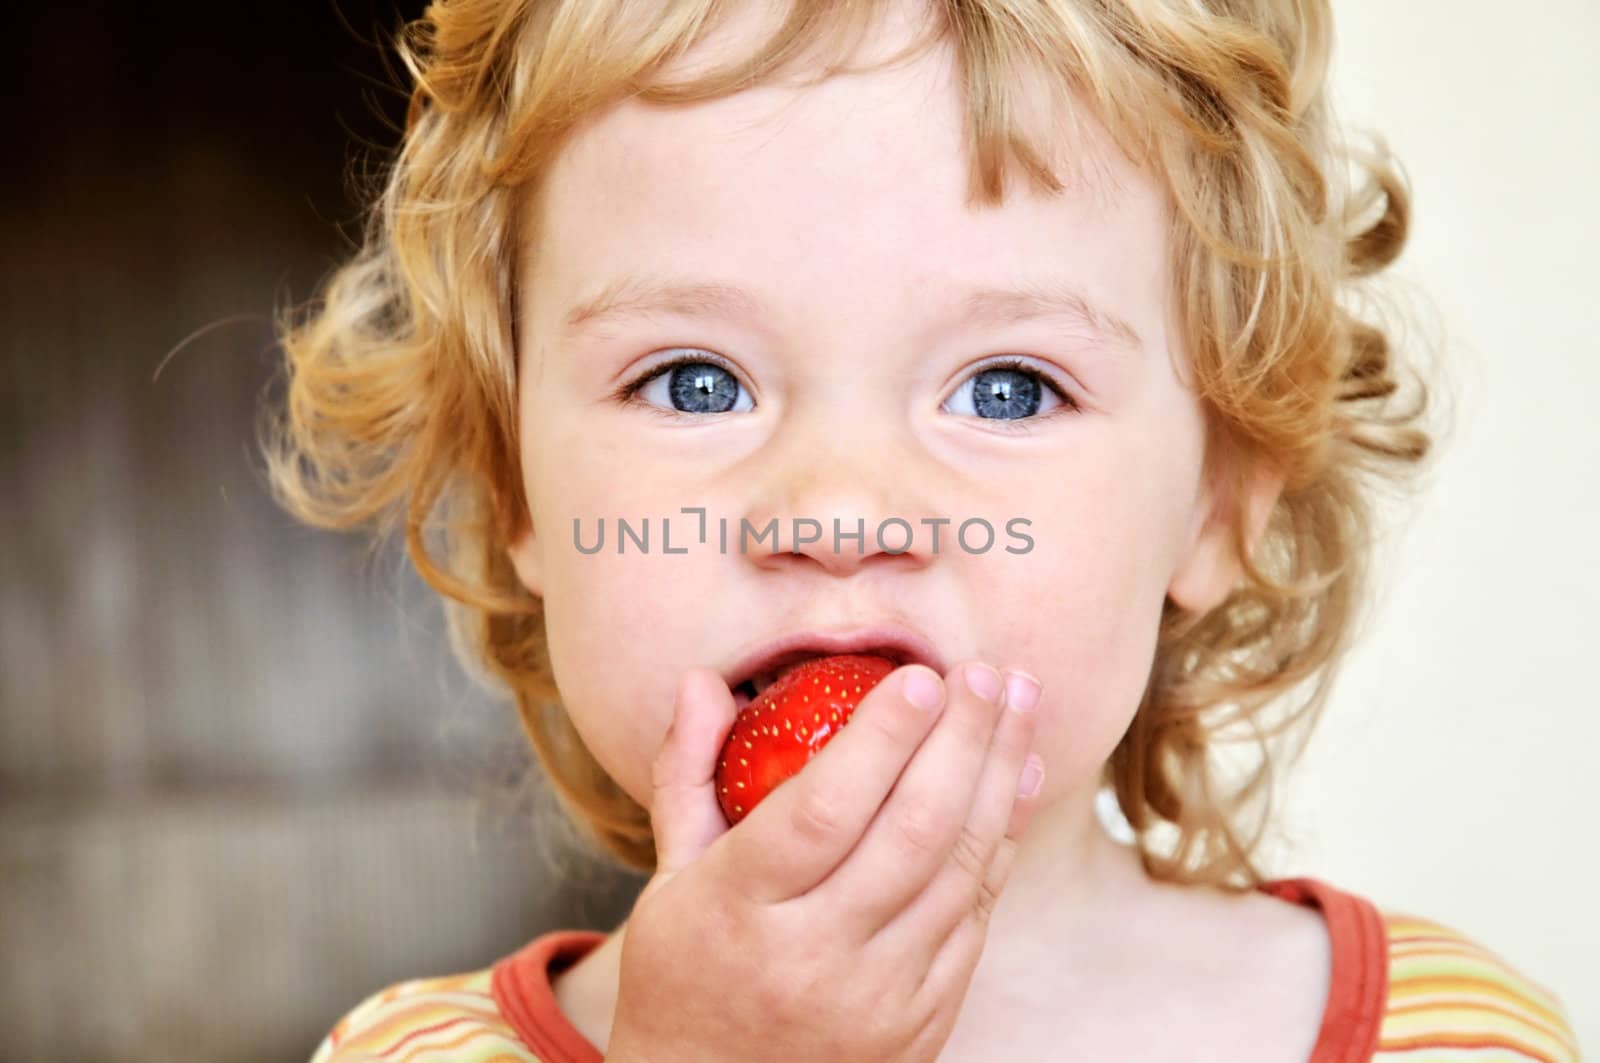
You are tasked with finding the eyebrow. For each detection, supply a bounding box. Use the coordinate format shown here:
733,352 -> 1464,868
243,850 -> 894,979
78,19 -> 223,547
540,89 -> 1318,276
562,273 -> 1144,353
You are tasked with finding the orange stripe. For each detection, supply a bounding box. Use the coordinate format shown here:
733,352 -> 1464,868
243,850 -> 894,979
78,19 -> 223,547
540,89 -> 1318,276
1387,977 -> 1567,1029
1384,996 -> 1565,1035
380,1015 -> 475,1058
388,1022 -> 509,1063
342,998 -> 505,1052
1389,933 -> 1472,945
1390,938 -> 1540,980
328,988 -> 409,1047
1378,1032 -> 1559,1061
1389,940 -> 1493,959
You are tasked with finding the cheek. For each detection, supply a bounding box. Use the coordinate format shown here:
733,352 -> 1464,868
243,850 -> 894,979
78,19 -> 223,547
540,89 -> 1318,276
521,414 -> 706,805
1018,564 -> 1165,802
982,440 -> 1194,794
989,508 -> 1162,775
538,558 -> 686,806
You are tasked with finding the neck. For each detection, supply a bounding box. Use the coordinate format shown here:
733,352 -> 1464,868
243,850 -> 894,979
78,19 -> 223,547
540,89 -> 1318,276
964,778 -> 1164,1001
996,776 -> 1153,934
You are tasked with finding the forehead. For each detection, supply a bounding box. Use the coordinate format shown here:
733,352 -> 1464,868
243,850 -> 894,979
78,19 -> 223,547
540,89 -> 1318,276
521,3 -> 1166,339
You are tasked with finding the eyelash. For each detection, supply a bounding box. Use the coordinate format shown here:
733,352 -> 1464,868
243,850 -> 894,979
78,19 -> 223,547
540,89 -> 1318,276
611,351 -> 1080,428
610,351 -> 743,416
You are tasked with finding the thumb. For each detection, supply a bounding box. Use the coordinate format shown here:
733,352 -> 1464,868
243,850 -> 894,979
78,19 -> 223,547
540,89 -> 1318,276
650,666 -> 740,876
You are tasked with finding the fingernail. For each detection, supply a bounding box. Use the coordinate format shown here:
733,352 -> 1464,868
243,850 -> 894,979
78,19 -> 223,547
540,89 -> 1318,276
1017,754 -> 1044,798
1004,670 -> 1041,714
902,668 -> 945,712
964,662 -> 1003,703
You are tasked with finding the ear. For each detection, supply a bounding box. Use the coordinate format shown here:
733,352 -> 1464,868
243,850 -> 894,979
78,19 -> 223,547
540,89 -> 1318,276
506,512 -> 544,599
1167,462 -> 1284,615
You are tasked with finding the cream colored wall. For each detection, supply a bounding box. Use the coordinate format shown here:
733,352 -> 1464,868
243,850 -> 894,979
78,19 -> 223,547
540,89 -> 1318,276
1267,0 -> 1598,1048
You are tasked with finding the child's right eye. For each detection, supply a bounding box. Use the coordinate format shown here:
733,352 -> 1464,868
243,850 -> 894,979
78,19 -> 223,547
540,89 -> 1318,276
613,351 -> 756,416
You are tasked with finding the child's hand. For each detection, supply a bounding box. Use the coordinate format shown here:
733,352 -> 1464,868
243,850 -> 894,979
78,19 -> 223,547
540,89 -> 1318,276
606,660 -> 1045,1063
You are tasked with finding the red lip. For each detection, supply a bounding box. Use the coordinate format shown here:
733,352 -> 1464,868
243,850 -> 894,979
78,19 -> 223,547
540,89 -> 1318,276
724,623 -> 946,699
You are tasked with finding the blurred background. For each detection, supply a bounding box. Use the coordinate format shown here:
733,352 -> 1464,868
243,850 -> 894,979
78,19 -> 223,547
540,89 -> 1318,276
3,1 -> 1595,1060
2,4 -> 644,1061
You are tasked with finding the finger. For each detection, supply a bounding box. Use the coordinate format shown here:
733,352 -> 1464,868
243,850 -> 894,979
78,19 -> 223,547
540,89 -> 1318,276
877,668 -> 1042,965
912,671 -> 1043,949
814,661 -> 1009,940
962,753 -> 1045,938
650,667 -> 742,876
711,664 -> 948,905
912,752 -> 1045,1007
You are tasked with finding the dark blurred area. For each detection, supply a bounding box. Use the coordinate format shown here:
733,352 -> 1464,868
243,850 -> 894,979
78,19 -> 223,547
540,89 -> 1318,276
3,5 -> 643,1060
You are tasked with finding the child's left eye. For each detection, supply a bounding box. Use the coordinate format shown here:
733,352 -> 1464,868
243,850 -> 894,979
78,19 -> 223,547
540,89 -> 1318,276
941,357 -> 1077,425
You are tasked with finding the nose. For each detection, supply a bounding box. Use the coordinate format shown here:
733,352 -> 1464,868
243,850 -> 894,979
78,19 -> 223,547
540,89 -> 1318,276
740,419 -> 933,578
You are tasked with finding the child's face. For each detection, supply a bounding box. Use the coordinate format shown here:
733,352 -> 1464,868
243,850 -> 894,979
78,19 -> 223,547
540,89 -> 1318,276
507,14 -> 1257,821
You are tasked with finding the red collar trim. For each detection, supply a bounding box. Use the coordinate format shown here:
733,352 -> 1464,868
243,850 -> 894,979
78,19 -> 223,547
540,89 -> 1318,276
490,876 -> 1387,1061
491,929 -> 607,1063
1255,876 -> 1389,1063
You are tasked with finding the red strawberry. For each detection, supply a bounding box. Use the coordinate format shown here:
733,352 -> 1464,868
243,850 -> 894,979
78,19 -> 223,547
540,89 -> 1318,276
716,653 -> 897,827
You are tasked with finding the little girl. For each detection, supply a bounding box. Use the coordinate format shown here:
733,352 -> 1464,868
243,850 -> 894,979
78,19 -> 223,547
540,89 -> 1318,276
272,1 -> 1580,1059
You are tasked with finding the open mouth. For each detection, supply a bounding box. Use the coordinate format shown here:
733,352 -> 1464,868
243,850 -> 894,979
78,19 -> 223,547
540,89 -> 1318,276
731,669 -> 787,705
731,647 -> 912,709
730,667 -> 795,708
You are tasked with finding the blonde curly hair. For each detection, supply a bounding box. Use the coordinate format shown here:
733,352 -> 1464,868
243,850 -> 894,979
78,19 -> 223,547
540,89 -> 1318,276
262,0 -> 1436,889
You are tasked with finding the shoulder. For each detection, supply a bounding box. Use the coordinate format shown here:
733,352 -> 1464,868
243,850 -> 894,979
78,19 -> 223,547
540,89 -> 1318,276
307,966 -> 540,1063
1372,907 -> 1582,1062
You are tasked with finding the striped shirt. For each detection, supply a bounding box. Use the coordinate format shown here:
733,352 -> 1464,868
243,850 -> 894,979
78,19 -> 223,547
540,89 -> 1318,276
307,876 -> 1581,1062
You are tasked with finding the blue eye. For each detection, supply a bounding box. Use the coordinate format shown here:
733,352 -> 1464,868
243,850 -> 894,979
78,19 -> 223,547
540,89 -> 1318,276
943,358 -> 1076,424
617,352 -> 755,415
